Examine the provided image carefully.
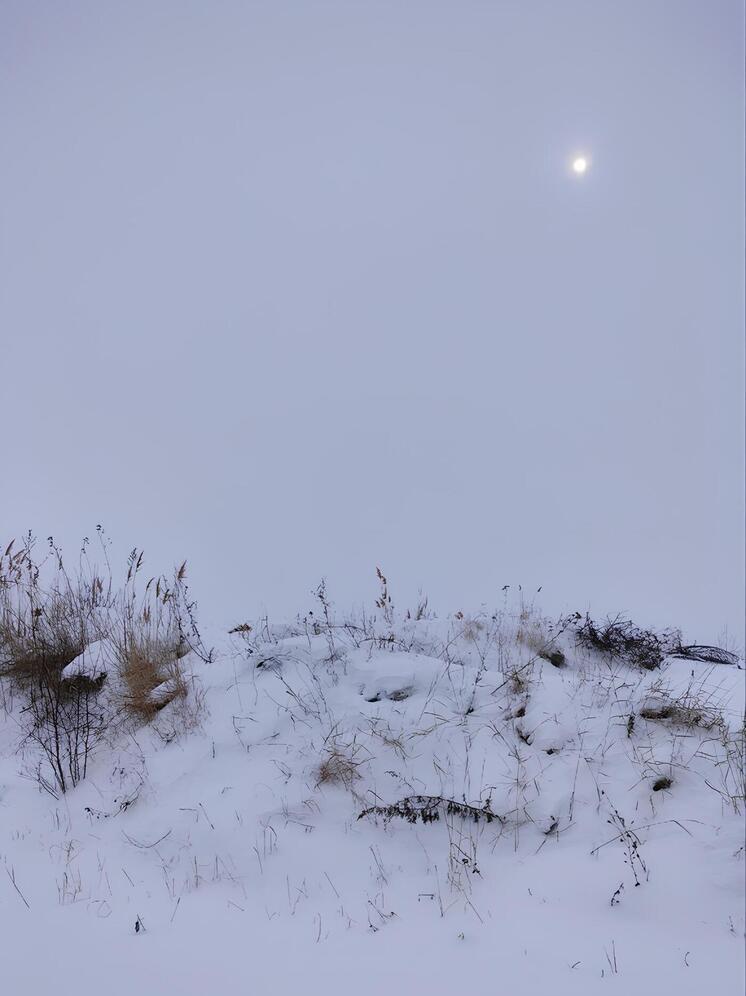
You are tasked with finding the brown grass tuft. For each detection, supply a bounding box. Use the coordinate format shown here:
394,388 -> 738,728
639,683 -> 725,732
118,636 -> 187,720
316,744 -> 364,789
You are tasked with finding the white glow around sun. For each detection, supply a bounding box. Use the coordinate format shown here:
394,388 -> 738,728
572,156 -> 589,175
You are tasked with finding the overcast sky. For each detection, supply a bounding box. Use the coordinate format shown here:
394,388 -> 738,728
1,0 -> 743,644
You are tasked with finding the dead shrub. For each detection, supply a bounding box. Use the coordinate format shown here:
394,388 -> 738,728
574,613 -> 679,671
22,664 -> 108,796
672,644 -> 741,666
359,795 -> 501,825
0,535 -> 112,795
574,613 -> 738,671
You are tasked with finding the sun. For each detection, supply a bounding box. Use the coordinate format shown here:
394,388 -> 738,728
572,155 -> 589,175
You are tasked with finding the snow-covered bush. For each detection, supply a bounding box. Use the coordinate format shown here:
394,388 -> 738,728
0,534 -> 208,791
0,534 -> 113,794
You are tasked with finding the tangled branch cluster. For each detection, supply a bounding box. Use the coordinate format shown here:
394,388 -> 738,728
573,614 -> 680,671
359,795 -> 501,825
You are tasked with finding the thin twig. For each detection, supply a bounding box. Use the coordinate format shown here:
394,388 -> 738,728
5,866 -> 31,909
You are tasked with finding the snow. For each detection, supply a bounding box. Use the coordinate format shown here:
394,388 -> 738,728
1,608 -> 743,995
60,639 -> 116,681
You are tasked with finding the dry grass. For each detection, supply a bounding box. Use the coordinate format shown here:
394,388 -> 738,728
0,539 -> 107,687
517,617 -> 550,656
638,681 -> 726,733
1,627 -> 85,687
500,661 -> 533,698
315,742 -> 365,789
0,535 -> 207,786
111,549 -> 207,727
516,609 -> 567,668
461,617 -> 486,643
117,635 -> 188,720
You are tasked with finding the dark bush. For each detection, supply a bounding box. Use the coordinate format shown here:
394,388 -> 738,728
359,794 -> 501,825
573,614 -> 679,671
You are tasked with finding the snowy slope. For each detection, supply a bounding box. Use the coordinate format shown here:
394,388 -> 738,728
1,607 -> 743,995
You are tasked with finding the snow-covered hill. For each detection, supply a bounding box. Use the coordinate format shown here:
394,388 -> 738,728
1,601 -> 743,995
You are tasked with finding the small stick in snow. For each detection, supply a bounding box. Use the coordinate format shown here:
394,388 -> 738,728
122,829 -> 173,849
5,866 -> 31,910
323,871 -> 340,898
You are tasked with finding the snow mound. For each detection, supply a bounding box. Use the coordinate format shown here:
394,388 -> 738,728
1,609 -> 743,995
60,638 -> 116,681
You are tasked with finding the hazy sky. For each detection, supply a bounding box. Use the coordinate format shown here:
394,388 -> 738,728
1,0 -> 743,644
